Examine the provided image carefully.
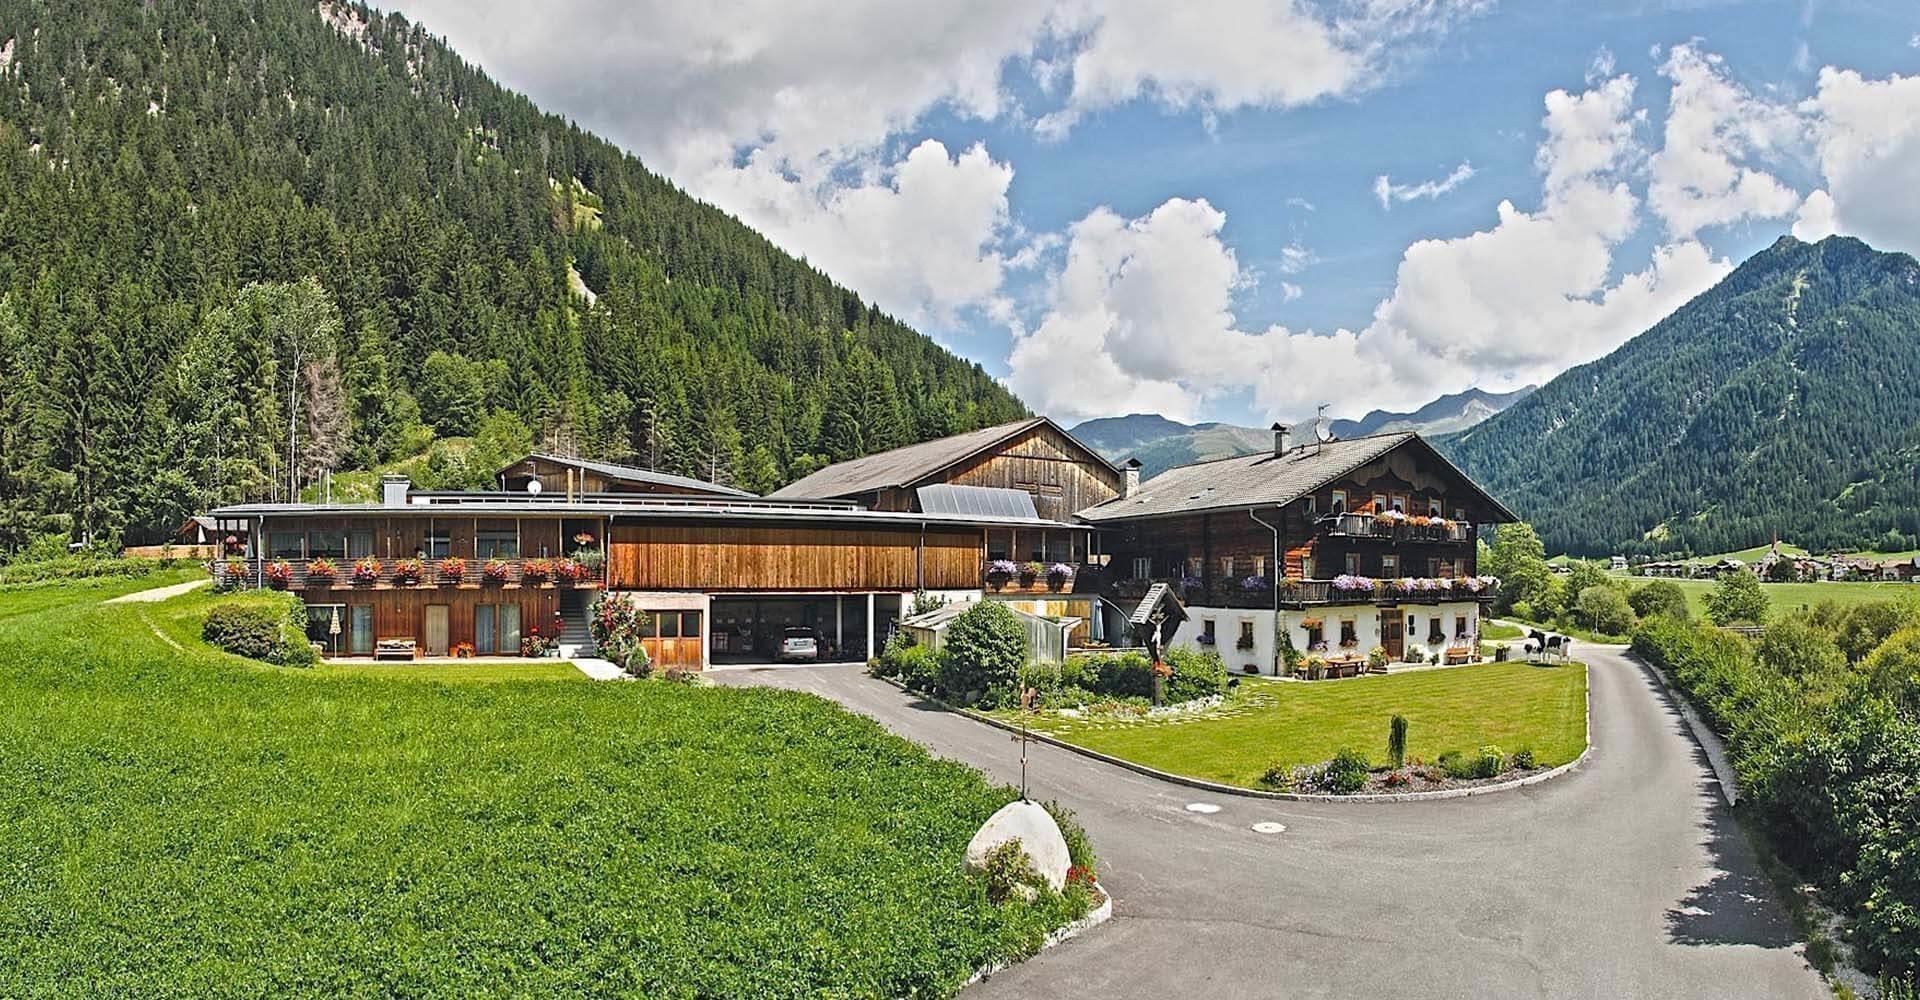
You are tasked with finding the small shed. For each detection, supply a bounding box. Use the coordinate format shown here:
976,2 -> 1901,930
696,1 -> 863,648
898,601 -> 1083,664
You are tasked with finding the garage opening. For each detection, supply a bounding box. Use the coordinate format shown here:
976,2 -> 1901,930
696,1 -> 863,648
708,594 -> 903,664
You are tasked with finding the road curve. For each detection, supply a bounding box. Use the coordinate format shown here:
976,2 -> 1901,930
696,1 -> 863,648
712,648 -> 1823,999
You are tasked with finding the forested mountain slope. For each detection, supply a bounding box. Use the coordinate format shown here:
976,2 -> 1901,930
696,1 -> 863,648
0,0 -> 1024,550
1442,235 -> 1920,558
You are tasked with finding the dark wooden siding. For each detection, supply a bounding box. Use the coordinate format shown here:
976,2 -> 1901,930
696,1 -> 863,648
609,524 -> 981,591
302,585 -> 558,652
939,424 -> 1122,520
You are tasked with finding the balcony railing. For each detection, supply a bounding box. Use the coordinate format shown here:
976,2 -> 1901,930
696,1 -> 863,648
1108,576 -> 1499,609
982,561 -> 1102,595
217,556 -> 606,591
1319,513 -> 1472,543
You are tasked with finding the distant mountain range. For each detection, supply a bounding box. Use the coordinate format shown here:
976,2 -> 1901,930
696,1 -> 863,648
1070,387 -> 1531,478
1441,235 -> 1920,558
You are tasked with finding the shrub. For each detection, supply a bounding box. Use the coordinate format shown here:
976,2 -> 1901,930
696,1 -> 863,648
1367,646 -> 1389,671
1041,799 -> 1096,874
1703,570 -> 1769,626
975,840 -> 1045,905
1470,745 -> 1504,779
1319,747 -> 1370,794
894,644 -> 942,693
1755,615 -> 1845,679
1437,750 -> 1473,780
1836,601 -> 1920,663
1388,714 -> 1408,769
1511,747 -> 1537,770
1574,585 -> 1635,636
1258,763 -> 1295,791
1629,579 -> 1690,621
1162,646 -> 1227,703
937,602 -> 1027,704
202,596 -> 313,667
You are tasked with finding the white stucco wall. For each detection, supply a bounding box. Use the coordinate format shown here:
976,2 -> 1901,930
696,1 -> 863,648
1171,601 -> 1482,675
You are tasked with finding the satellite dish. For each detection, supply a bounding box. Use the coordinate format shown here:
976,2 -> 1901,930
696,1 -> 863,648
1314,403 -> 1335,443
526,479 -> 543,496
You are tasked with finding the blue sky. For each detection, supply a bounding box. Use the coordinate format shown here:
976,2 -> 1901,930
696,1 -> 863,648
391,0 -> 1920,427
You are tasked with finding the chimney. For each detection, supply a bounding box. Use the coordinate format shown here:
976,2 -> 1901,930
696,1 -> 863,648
1271,422 -> 1291,457
1122,458 -> 1142,498
380,474 -> 411,507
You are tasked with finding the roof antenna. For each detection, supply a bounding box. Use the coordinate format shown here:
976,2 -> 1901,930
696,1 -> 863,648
1314,403 -> 1332,453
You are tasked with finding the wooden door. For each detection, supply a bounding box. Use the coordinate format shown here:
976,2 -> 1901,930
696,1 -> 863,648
641,610 -> 704,670
1379,610 -> 1403,661
424,605 -> 449,656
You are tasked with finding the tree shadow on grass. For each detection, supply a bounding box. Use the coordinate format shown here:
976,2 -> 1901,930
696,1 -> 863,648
1621,653 -> 1801,950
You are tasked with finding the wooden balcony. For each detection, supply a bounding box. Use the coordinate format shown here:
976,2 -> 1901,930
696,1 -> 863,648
1318,513 -> 1472,543
219,556 -> 606,591
1108,576 -> 1499,609
982,561 -> 1102,596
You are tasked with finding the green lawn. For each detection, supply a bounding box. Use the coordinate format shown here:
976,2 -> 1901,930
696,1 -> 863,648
1481,620 -> 1526,640
1012,663 -> 1587,791
0,574 -> 1087,997
1656,577 -> 1920,617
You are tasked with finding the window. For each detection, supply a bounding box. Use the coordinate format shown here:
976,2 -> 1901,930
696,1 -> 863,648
1303,496 -> 1317,517
305,604 -> 345,653
1455,615 -> 1470,638
349,530 -> 374,559
1252,555 -> 1266,578
306,531 -> 344,559
1132,556 -> 1152,580
1381,553 -> 1398,576
1239,620 -> 1257,650
1429,558 -> 1446,577
475,603 -> 522,655
986,530 -> 1011,561
1339,619 -> 1357,647
1427,617 -> 1445,643
1187,556 -> 1203,578
476,530 -> 518,559
269,531 -> 304,559
1371,493 -> 1388,512
680,611 -> 703,640
1428,498 -> 1443,516
1219,555 -> 1235,578
1345,553 -> 1361,575
1303,621 -> 1324,647
1390,493 -> 1408,513
424,530 -> 452,559
1200,619 -> 1216,646
1454,508 -> 1468,523
656,611 -> 680,639
1330,489 -> 1347,515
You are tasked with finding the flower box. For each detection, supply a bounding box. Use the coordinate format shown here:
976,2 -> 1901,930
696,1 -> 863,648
522,558 -> 554,583
482,558 -> 511,584
1045,562 -> 1074,590
306,557 -> 339,583
437,557 -> 467,585
351,556 -> 382,585
392,558 -> 424,586
265,559 -> 294,588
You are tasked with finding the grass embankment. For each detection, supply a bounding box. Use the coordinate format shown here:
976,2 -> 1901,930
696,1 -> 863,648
0,575 -> 1087,997
1015,662 -> 1587,791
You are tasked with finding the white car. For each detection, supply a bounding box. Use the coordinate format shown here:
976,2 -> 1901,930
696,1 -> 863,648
776,628 -> 819,662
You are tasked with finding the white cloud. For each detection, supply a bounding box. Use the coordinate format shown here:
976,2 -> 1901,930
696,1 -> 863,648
1647,43 -> 1803,238
1281,282 -> 1305,302
1373,161 -> 1476,209
1008,72 -> 1735,423
1278,242 -> 1318,274
1793,68 -> 1920,255
691,140 -> 1017,327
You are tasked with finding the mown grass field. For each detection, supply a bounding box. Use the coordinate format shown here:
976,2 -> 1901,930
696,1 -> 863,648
0,573 -> 1084,998
1657,577 -> 1920,617
1014,662 -> 1587,790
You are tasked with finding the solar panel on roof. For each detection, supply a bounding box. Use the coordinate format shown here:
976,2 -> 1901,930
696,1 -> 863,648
915,484 -> 1039,520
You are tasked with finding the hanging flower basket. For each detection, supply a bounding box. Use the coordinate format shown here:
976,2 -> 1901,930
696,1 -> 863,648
265,560 -> 294,588
572,532 -> 596,548
437,556 -> 467,585
481,558 -> 511,584
351,556 -> 383,585
306,557 -> 339,583
522,558 -> 555,584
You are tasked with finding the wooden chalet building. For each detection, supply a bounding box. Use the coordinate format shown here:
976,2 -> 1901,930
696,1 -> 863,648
1078,426 -> 1515,676
206,421 -> 1517,677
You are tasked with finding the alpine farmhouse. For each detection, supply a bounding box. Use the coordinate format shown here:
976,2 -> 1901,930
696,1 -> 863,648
205,419 -> 1509,671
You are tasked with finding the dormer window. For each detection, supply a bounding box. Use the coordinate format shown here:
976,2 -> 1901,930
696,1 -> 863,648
1330,490 -> 1347,515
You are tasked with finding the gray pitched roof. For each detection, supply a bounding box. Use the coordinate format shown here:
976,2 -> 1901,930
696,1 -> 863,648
1075,431 -> 1516,523
504,453 -> 756,498
769,417 -> 1114,500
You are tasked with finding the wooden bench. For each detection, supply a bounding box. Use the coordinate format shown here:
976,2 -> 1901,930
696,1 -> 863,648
374,638 -> 416,661
1444,645 -> 1475,665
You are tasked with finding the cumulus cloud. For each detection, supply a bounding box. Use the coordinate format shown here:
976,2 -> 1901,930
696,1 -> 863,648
1373,161 -> 1476,209
1007,72 -> 1735,423
1647,43 -> 1803,238
1793,68 -> 1920,255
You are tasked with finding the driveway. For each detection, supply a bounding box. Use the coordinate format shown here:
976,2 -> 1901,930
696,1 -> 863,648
712,647 -> 1823,999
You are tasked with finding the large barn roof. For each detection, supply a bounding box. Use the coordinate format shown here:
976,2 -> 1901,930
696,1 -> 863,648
768,417 -> 1116,501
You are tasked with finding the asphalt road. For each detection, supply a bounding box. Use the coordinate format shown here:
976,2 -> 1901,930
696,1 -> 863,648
712,647 -> 1824,999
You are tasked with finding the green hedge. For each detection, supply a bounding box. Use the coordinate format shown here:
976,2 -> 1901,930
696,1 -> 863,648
0,555 -> 168,588
202,595 -> 315,668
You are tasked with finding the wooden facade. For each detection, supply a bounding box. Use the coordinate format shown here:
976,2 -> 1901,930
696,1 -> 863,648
300,584 -> 559,657
857,422 -> 1123,520
608,523 -> 983,592
499,455 -> 745,498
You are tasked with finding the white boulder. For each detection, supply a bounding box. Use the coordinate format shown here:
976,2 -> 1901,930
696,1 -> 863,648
964,799 -> 1072,892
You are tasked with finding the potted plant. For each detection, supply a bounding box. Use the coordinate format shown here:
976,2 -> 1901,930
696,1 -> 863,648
572,531 -> 596,548
392,558 -> 424,586
553,557 -> 583,584
1020,561 -> 1043,586
437,556 -> 467,585
986,559 -> 1017,589
1304,655 -> 1328,680
1239,574 -> 1270,592
1368,646 -> 1390,671
522,557 -> 554,584
306,557 -> 339,583
1331,574 -> 1375,596
265,559 -> 294,588
482,558 -> 511,584
1046,562 -> 1074,590
450,641 -> 476,659
351,556 -> 382,585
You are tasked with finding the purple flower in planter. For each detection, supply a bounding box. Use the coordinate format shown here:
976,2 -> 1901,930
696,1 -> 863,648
1239,574 -> 1271,592
1046,562 -> 1075,579
1331,574 -> 1375,593
1179,574 -> 1204,591
987,559 -> 1019,578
